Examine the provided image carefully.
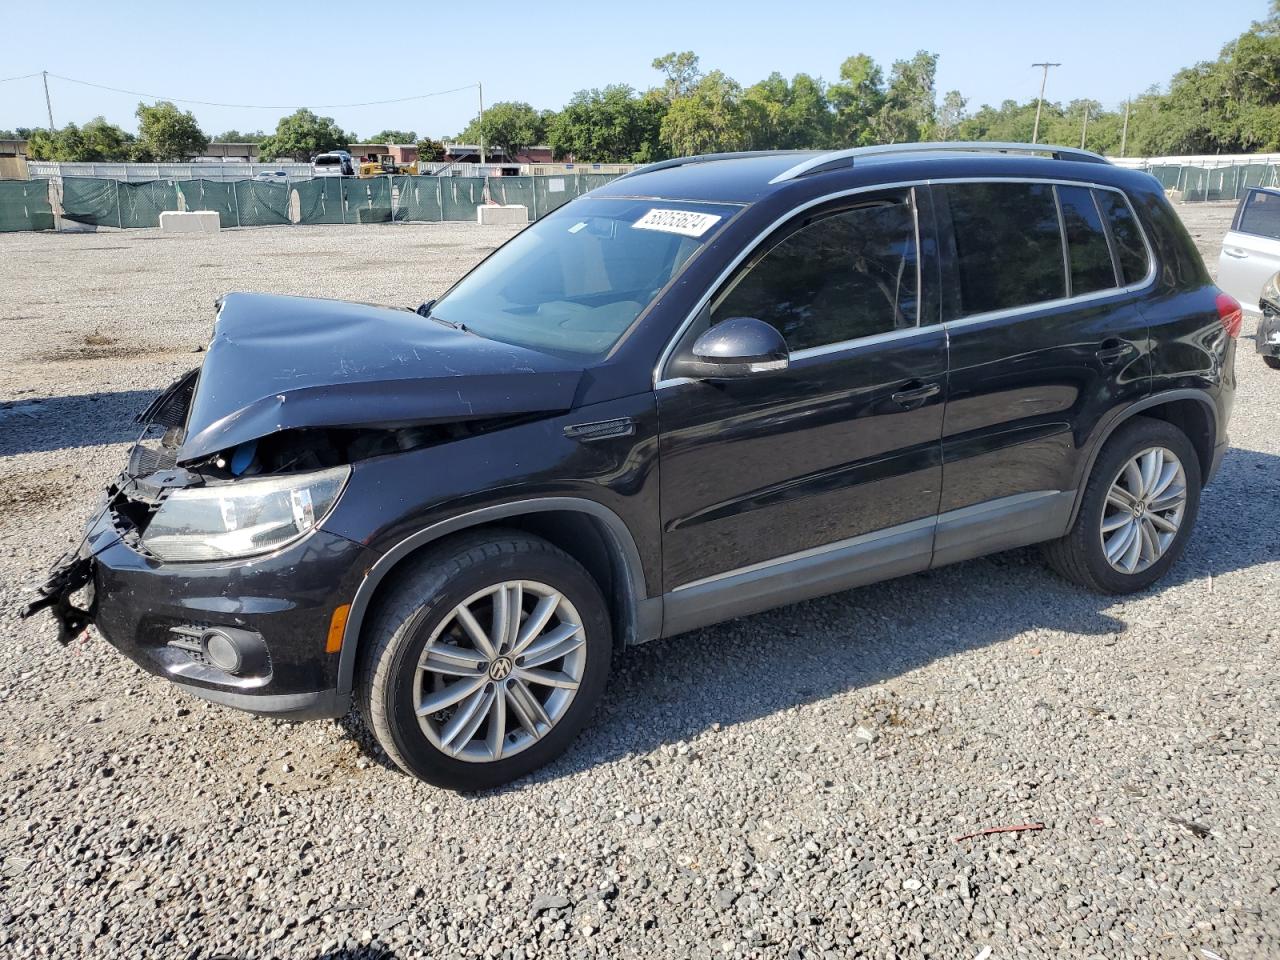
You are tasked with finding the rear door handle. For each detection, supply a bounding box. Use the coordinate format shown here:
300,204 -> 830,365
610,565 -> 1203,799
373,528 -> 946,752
1096,340 -> 1136,365
1223,247 -> 1249,259
890,381 -> 941,408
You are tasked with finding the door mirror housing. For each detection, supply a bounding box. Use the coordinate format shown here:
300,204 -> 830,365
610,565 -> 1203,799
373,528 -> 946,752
672,316 -> 790,380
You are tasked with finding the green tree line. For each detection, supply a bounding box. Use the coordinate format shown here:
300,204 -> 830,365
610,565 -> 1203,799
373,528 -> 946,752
10,4 -> 1280,164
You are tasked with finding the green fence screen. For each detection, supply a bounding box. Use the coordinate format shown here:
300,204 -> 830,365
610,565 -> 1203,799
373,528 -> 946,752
176,179 -> 236,224
60,176 -> 121,226
294,178 -> 345,224
344,177 -> 393,224
0,180 -> 53,232
5,170 -> 623,232
176,179 -> 290,227
118,180 -> 180,227
232,180 -> 290,226
440,177 -> 488,221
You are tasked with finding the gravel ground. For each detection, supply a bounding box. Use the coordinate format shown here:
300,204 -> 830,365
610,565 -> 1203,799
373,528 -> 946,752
0,206 -> 1277,960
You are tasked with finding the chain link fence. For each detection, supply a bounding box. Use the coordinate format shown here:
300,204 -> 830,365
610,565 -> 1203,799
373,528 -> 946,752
2,172 -> 624,231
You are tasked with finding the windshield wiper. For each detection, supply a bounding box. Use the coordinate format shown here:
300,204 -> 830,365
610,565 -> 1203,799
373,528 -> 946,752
428,314 -> 467,333
415,301 -> 467,333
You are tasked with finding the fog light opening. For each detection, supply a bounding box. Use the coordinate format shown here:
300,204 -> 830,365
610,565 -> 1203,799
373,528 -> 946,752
202,630 -> 245,675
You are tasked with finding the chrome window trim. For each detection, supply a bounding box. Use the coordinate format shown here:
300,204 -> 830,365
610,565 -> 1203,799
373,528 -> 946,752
1052,185 -> 1072,299
652,176 -> 1157,389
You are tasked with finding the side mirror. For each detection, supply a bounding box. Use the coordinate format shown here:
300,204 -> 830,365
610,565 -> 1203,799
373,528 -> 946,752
671,317 -> 790,380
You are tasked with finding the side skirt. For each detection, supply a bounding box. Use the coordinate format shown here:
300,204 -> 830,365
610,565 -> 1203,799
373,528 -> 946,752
657,490 -> 1076,640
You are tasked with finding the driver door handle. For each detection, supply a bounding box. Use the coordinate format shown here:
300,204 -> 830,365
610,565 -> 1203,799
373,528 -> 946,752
890,381 -> 941,408
1223,247 -> 1249,259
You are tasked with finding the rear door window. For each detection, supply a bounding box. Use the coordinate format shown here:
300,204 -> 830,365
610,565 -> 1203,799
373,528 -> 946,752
1236,189 -> 1280,241
1057,185 -> 1119,295
1095,189 -> 1151,285
945,182 -> 1066,316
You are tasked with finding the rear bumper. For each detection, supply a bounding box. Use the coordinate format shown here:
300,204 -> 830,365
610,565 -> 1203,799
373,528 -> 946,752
64,508 -> 373,719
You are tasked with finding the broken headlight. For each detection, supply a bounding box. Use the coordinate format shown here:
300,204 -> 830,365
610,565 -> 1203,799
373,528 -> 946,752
140,466 -> 349,562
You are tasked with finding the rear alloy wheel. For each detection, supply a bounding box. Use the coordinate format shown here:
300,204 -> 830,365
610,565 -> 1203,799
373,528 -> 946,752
1043,416 -> 1201,594
1098,446 -> 1188,575
359,532 -> 611,789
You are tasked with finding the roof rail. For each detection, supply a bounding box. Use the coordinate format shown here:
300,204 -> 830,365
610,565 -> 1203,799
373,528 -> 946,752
613,150 -> 809,182
768,141 -> 1110,183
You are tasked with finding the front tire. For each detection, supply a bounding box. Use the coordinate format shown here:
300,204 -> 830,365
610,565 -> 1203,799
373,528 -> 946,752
1263,354 -> 1280,370
1043,416 -> 1201,594
358,531 -> 611,790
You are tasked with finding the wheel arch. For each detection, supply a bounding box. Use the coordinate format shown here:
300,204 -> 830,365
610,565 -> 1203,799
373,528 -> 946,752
1069,389 -> 1218,526
336,498 -> 657,697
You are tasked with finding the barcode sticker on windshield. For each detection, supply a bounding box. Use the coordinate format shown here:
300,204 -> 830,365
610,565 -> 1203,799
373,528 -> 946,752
632,208 -> 722,237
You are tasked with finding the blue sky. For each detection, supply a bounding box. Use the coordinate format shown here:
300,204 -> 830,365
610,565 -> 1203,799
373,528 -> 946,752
0,0 -> 1267,140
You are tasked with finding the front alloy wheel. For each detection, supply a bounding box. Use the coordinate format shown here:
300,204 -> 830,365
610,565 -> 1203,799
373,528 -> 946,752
359,531 -> 611,790
413,581 -> 586,762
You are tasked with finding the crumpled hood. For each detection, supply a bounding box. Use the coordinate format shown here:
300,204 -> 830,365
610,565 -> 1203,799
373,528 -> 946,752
177,292 -> 584,463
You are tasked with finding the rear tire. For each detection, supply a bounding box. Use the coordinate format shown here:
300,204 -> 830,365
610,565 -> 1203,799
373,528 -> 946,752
1263,355 -> 1280,370
358,530 -> 611,790
1043,416 -> 1201,594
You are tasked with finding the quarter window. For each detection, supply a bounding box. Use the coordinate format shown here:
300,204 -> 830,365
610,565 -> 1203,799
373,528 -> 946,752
946,182 -> 1066,316
1096,189 -> 1150,285
711,193 -> 919,351
1058,185 -> 1119,295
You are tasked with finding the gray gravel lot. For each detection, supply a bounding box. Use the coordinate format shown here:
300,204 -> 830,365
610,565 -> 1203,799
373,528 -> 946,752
0,206 -> 1277,959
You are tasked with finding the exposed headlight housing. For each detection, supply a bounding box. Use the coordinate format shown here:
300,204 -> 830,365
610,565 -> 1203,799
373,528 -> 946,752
141,466 -> 349,562
1262,272 -> 1280,315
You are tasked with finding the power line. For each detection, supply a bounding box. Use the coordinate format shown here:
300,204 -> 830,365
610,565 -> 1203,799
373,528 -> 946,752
43,72 -> 479,110
0,72 -> 42,84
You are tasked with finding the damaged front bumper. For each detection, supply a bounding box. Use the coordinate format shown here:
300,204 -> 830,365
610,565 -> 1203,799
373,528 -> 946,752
1258,305 -> 1280,358
19,368 -> 377,721
24,495 -> 373,720
21,547 -> 98,645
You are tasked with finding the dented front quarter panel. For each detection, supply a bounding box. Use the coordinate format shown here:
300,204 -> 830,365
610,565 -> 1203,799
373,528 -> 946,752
177,292 -> 586,464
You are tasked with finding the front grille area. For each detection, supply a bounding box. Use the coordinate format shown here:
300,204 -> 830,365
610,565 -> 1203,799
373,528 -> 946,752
126,424 -> 182,476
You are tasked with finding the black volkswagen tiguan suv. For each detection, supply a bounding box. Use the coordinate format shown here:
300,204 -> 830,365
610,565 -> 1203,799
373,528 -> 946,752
24,143 -> 1238,789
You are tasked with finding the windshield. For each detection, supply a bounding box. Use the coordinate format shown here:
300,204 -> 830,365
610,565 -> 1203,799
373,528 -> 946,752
314,156 -> 341,166
430,196 -> 741,357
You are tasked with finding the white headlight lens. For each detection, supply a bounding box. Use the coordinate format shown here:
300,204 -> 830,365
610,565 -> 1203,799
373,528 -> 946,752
1262,272 -> 1280,310
141,466 -> 349,561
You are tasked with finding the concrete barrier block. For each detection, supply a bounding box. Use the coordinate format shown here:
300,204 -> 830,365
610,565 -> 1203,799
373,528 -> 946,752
477,204 -> 528,226
160,210 -> 221,233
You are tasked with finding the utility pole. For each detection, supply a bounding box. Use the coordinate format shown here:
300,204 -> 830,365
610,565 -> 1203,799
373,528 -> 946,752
1030,62 -> 1061,144
42,70 -> 54,130
1120,99 -> 1131,157
1080,102 -> 1090,150
477,81 -> 485,167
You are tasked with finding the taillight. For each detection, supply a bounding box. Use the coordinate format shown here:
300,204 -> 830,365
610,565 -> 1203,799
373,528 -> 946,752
1216,292 -> 1243,339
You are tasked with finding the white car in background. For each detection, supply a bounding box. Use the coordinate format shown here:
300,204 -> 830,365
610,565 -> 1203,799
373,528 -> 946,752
1217,186 -> 1280,311
1218,186 -> 1280,368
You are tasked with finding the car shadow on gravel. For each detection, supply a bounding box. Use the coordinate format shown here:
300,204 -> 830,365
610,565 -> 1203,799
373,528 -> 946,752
0,390 -> 156,457
482,444 -> 1280,791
